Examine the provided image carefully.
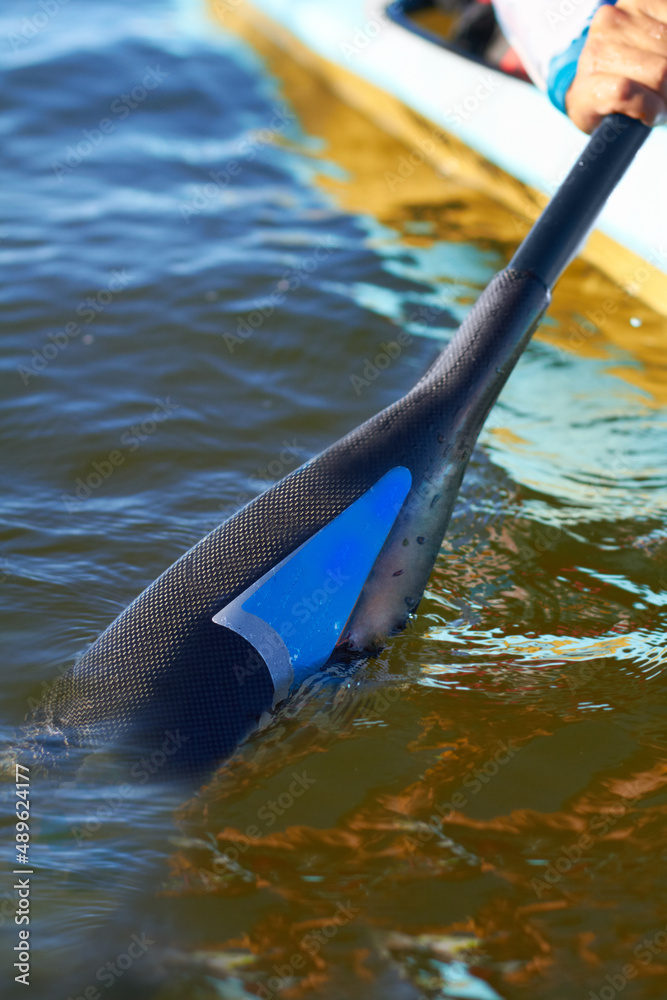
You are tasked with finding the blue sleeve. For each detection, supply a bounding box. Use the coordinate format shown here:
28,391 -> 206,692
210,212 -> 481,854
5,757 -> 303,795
547,0 -> 616,114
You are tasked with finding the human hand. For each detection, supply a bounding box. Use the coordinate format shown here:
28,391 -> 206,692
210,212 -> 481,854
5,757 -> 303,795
566,0 -> 667,132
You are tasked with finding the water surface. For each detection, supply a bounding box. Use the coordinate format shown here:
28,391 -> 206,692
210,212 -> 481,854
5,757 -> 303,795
2,1 -> 667,998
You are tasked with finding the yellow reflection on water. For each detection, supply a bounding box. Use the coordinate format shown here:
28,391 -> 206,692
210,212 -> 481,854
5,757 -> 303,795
177,8 -> 667,999
214,0 -> 667,404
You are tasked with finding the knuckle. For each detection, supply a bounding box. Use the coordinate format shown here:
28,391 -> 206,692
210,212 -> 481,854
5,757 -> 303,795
591,3 -> 620,32
613,76 -> 638,102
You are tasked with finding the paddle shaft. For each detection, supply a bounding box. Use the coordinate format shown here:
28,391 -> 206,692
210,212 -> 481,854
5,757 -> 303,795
343,112 -> 651,648
31,114 -> 651,782
510,113 -> 650,288
390,0 -> 650,285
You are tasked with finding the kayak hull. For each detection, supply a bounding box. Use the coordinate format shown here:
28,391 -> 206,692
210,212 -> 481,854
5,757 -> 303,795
208,0 -> 667,317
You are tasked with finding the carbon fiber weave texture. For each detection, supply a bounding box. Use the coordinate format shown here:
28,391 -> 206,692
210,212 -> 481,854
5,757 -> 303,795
30,268 -> 548,779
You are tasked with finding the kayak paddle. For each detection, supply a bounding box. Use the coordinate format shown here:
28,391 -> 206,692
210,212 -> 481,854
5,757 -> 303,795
33,114 -> 649,780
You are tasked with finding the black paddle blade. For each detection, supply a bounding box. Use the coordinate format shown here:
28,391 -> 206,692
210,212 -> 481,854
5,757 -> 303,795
32,269 -> 548,780
30,114 -> 650,780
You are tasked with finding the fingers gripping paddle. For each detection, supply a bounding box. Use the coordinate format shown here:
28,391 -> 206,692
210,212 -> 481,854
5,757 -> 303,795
33,115 -> 649,779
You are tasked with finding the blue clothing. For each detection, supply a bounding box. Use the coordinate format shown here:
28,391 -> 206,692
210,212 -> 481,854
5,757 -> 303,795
492,0 -> 614,112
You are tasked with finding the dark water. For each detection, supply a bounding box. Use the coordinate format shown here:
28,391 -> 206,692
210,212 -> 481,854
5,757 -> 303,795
2,0 -> 667,997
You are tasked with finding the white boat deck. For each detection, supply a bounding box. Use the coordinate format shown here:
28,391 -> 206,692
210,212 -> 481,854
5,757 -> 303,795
245,0 -> 667,282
